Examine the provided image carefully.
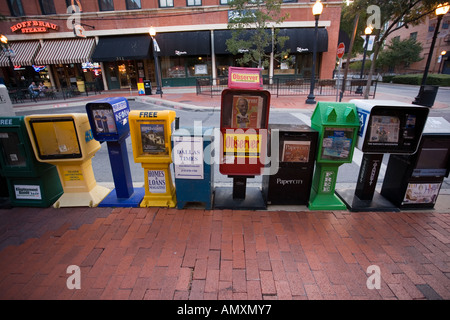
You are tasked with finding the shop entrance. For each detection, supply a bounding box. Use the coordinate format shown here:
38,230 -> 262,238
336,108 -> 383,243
105,60 -> 145,90
118,60 -> 138,89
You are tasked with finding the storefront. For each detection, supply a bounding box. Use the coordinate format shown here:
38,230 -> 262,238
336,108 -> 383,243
91,35 -> 152,90
34,37 -> 97,91
157,31 -> 212,87
275,28 -> 328,79
213,28 -> 328,81
0,40 -> 42,87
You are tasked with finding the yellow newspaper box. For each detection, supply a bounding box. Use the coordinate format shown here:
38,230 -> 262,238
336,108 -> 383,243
24,114 -> 110,208
129,110 -> 177,207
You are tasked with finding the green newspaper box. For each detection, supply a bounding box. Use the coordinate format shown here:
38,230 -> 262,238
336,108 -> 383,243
309,102 -> 360,210
0,116 -> 63,207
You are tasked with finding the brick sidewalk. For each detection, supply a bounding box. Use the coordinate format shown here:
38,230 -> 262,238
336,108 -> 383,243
0,206 -> 449,300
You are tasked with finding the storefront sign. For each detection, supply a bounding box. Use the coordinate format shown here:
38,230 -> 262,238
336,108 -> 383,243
11,20 -> 59,34
227,67 -> 263,90
296,47 -> 309,53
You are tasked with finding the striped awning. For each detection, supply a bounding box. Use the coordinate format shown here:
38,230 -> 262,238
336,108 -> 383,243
0,41 -> 41,67
34,37 -> 96,65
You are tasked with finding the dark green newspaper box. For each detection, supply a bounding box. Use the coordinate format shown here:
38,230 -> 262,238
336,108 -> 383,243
309,102 -> 360,210
0,116 -> 63,207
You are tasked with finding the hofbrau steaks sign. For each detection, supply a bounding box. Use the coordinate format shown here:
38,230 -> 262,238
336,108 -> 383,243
11,20 -> 59,34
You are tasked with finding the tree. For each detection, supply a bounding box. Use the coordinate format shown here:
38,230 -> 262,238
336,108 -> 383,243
226,0 -> 290,69
377,37 -> 423,73
345,0 -> 443,98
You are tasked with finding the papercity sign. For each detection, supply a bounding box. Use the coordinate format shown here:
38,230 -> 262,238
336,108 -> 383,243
11,20 -> 59,34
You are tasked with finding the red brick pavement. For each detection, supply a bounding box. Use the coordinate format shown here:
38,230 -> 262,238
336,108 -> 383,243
0,206 -> 449,300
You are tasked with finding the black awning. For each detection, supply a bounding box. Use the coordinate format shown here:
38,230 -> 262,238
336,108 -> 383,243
91,35 -> 151,62
156,31 -> 211,56
214,29 -> 272,55
214,30 -> 232,55
277,28 -> 328,53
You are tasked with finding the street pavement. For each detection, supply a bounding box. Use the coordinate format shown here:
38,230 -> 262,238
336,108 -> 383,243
1,83 -> 449,301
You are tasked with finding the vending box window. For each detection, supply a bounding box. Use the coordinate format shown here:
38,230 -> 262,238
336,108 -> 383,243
0,116 -> 63,207
25,114 -> 110,208
336,99 -> 429,212
129,110 -> 177,207
86,97 -> 144,207
262,124 -> 318,205
309,102 -> 360,210
381,117 -> 450,209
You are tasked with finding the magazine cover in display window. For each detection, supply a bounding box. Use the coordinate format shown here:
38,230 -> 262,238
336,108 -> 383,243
231,95 -> 264,129
369,115 -> 400,143
92,108 -> 117,134
320,127 -> 355,161
140,122 -> 166,154
282,141 -> 310,163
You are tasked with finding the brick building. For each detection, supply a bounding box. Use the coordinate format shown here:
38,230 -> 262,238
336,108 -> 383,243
384,14 -> 450,75
0,0 -> 342,90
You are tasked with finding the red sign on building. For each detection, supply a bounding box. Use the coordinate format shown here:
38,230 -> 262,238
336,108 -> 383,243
11,21 -> 59,34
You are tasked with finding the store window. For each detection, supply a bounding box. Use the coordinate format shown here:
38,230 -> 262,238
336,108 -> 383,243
187,56 -> 211,77
161,57 -> 186,79
39,0 -> 56,15
126,0 -> 141,9
274,54 -> 295,76
161,56 -> 211,79
220,0 -> 228,4
7,0 -> 25,16
159,0 -> 174,8
98,0 -> 114,11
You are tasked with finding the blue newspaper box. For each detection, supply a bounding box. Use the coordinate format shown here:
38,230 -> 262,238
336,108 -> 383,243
86,97 -> 131,142
172,127 -> 214,209
86,97 -> 144,207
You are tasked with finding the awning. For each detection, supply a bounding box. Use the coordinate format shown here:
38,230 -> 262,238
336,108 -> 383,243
91,35 -> 151,62
34,37 -> 96,65
277,28 -> 328,53
214,29 -> 271,55
156,31 -> 210,56
0,41 -> 41,67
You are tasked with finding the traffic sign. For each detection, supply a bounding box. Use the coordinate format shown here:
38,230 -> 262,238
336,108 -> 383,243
337,42 -> 345,59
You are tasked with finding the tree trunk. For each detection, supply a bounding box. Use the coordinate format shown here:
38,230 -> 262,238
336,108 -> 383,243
364,32 -> 381,99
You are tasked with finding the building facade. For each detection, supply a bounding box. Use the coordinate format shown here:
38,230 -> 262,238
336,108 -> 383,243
0,0 -> 343,90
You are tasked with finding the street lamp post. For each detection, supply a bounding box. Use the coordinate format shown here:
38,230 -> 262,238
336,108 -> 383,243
149,27 -> 163,96
305,0 -> 323,105
355,26 -> 373,95
412,3 -> 449,106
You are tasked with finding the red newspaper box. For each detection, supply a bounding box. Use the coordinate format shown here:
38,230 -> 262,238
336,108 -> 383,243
219,88 -> 270,176
215,67 -> 271,209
